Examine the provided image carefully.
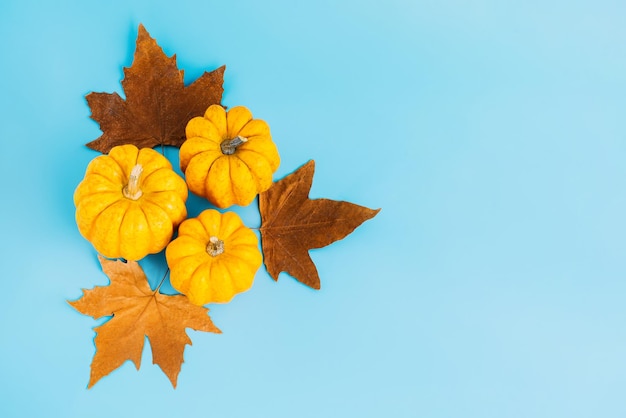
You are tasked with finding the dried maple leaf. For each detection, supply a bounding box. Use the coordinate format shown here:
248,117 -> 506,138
86,24 -> 225,153
259,160 -> 380,289
68,256 -> 221,388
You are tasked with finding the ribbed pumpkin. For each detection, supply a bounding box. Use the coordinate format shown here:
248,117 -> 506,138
180,105 -> 280,208
165,209 -> 262,305
74,144 -> 188,260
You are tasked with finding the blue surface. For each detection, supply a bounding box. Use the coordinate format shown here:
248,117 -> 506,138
2,0 -> 626,417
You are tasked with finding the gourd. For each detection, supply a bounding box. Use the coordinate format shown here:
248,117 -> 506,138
74,144 -> 188,260
180,105 -> 280,208
165,209 -> 262,305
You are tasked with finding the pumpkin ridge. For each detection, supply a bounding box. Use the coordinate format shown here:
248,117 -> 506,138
204,119 -> 224,142
205,156 -> 229,204
141,191 -> 187,225
238,144 -> 272,160
116,202 -> 131,257
184,219 -> 212,244
167,236 -> 205,261
140,166 -> 166,185
219,257 -> 243,294
239,138 -> 280,171
76,190 -> 122,202
187,136 -> 222,151
179,251 -> 210,266
196,209 -> 220,241
188,260 -> 212,302
84,197 -> 125,242
85,172 -> 120,187
140,167 -> 186,194
111,145 -> 140,181
227,158 -> 238,205
218,211 -> 243,239
237,119 -> 270,139
210,260 -> 234,302
143,189 -> 184,203
128,201 -> 155,259
171,255 -> 201,295
203,105 -> 228,139
136,200 -> 165,251
220,250 -> 255,269
228,157 -> 256,205
137,147 -> 172,173
225,225 -> 258,245
236,145 -> 279,178
198,149 -> 223,165
235,154 -> 264,191
225,106 -> 253,139
187,118 -> 223,144
191,152 -> 221,198
92,200 -> 130,257
86,155 -> 124,179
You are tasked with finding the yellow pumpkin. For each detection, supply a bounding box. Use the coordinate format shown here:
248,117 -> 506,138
74,144 -> 188,260
180,105 -> 280,208
165,209 -> 262,305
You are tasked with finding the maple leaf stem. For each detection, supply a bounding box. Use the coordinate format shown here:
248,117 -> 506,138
123,164 -> 144,200
154,268 -> 170,294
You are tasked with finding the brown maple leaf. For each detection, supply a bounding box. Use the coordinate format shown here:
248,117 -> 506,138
259,160 -> 380,289
86,24 -> 225,153
68,256 -> 221,388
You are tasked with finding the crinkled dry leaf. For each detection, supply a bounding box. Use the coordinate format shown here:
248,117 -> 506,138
68,256 -> 220,388
259,160 -> 380,289
86,24 -> 225,153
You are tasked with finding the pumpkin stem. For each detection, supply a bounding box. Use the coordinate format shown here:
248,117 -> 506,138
220,136 -> 248,155
206,236 -> 225,257
123,164 -> 143,200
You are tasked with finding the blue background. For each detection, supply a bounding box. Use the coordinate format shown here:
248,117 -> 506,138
2,1 -> 626,417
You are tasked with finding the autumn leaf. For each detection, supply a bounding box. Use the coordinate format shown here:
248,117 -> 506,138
68,256 -> 221,388
86,24 -> 225,153
259,160 -> 380,289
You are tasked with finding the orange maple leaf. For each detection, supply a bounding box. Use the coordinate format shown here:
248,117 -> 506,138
259,160 -> 380,289
86,24 -> 225,153
68,256 -> 221,388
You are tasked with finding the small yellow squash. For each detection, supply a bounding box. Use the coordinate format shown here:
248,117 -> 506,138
74,144 -> 188,260
165,209 -> 262,305
180,105 -> 280,208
